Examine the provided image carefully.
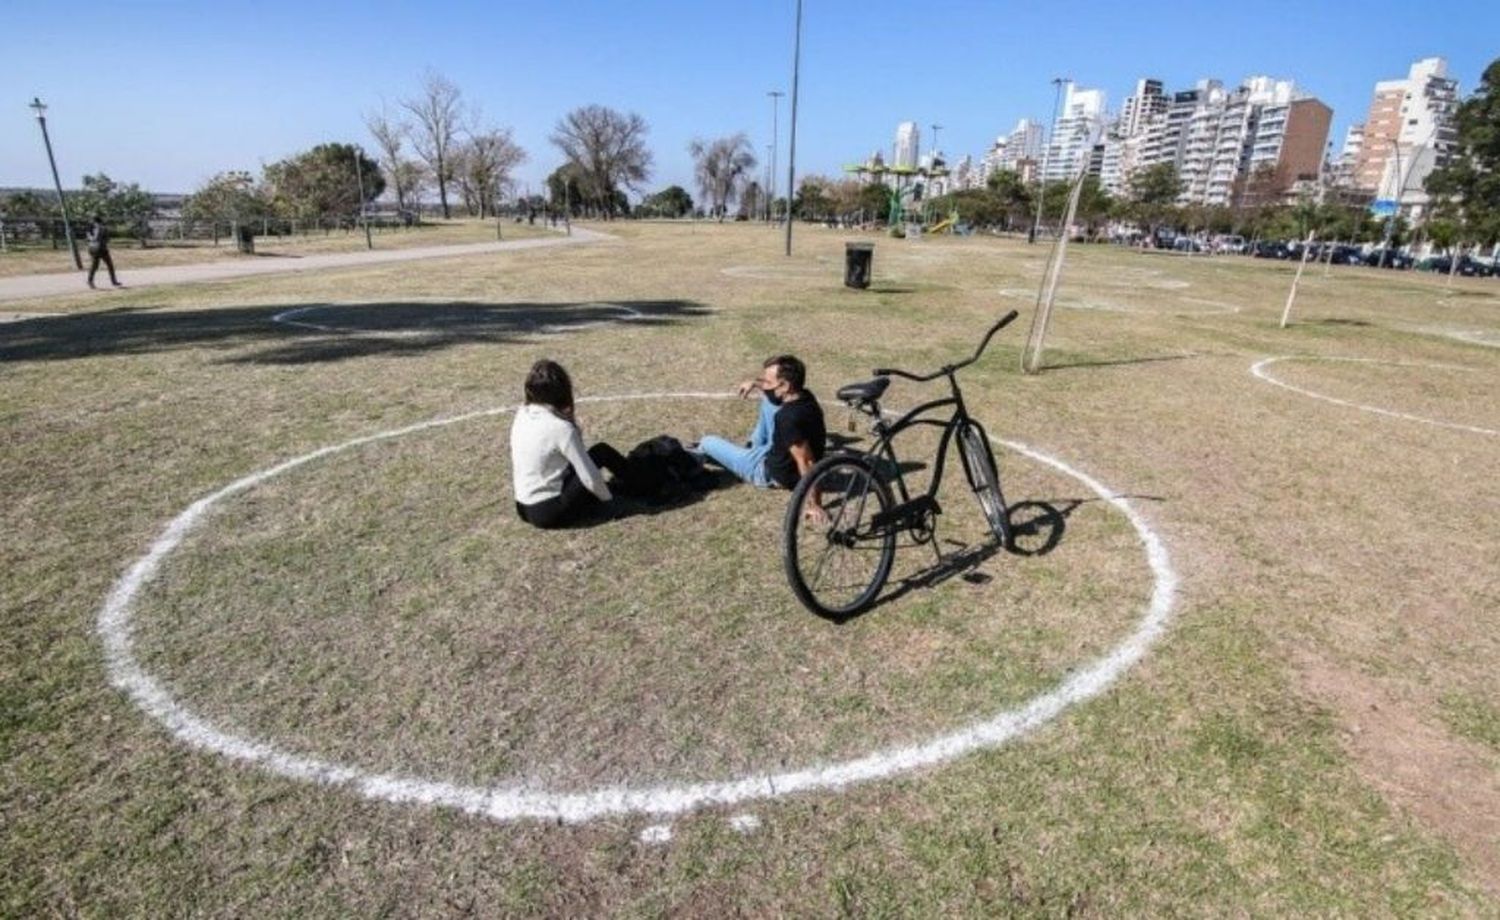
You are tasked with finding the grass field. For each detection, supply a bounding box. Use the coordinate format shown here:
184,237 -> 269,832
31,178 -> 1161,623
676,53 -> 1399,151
0,218 -> 553,278
3,223 -> 1498,915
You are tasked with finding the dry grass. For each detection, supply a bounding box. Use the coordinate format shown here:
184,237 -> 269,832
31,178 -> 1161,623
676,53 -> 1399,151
0,218 -> 551,277
2,222 -> 1498,915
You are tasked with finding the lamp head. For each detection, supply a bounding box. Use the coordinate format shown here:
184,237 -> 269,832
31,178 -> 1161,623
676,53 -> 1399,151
29,97 -> 47,119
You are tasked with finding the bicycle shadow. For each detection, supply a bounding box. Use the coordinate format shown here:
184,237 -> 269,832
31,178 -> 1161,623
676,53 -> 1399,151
821,498 -> 1078,624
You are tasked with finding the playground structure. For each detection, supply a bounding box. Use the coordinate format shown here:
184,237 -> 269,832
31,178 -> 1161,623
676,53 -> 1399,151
844,153 -> 951,236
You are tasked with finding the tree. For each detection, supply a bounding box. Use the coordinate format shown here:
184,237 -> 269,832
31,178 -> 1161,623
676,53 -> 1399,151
262,144 -> 384,222
547,166 -> 586,216
1128,163 -> 1182,239
550,105 -> 653,219
452,126 -> 526,218
401,71 -> 464,219
182,171 -> 269,224
1426,57 -> 1500,250
70,174 -> 156,245
638,185 -> 694,218
986,169 -> 1033,228
792,175 -> 834,220
688,133 -> 757,220
739,180 -> 763,219
365,107 -> 424,214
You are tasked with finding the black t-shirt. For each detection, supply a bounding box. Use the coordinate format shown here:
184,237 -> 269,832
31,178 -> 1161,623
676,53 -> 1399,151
764,391 -> 826,489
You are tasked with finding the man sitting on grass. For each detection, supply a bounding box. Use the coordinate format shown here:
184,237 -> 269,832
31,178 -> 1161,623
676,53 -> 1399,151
696,354 -> 826,490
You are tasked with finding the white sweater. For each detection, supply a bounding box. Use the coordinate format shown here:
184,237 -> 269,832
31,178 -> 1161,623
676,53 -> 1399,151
509,404 -> 612,504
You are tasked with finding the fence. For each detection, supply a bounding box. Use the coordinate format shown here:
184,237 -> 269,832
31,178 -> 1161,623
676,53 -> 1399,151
0,212 -> 454,253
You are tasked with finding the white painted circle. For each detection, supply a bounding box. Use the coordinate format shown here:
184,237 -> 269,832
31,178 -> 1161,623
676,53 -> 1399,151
1250,356 -> 1498,437
97,392 -> 1179,824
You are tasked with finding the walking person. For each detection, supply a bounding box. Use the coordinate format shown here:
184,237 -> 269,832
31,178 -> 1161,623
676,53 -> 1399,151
510,359 -> 631,529
85,214 -> 122,289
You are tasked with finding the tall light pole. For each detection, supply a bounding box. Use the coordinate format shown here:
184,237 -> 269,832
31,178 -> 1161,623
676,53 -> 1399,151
1030,77 -> 1068,244
764,144 -> 774,221
767,90 -> 784,224
783,0 -> 803,256
29,97 -> 81,269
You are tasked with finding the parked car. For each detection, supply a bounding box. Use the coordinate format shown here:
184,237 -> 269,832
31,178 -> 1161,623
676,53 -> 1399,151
1214,235 -> 1247,254
1419,254 -> 1495,277
1363,248 -> 1414,269
1328,244 -> 1363,265
1172,236 -> 1205,253
1251,240 -> 1290,259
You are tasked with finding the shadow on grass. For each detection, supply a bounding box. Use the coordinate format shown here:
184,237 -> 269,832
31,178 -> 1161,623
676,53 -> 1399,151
823,497 -> 1084,623
1043,352 -> 1204,372
549,468 -> 742,528
0,299 -> 710,365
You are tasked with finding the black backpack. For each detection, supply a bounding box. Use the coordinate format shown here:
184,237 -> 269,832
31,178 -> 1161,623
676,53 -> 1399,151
619,434 -> 708,503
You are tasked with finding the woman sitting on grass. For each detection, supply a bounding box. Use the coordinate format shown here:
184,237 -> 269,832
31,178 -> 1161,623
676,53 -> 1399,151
510,359 -> 631,528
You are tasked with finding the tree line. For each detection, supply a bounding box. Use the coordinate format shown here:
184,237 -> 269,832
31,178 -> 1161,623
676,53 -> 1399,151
4,58 -> 1497,251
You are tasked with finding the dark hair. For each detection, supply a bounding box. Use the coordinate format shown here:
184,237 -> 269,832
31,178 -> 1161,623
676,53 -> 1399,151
91,213 -> 102,223
523,359 -> 574,413
763,354 -> 806,392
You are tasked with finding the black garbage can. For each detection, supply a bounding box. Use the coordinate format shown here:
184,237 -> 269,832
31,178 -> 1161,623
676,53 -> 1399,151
844,241 -> 874,289
234,223 -> 255,254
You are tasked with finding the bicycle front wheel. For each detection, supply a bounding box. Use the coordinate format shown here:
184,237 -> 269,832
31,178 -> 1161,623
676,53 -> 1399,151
782,454 -> 897,618
958,421 -> 1011,548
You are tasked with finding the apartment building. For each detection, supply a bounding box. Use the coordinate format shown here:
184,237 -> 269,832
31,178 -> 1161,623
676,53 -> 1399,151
1043,83 -> 1107,183
1349,57 -> 1459,219
894,121 -> 921,170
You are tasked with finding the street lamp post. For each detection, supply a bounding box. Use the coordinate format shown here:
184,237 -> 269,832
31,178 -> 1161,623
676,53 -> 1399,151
29,97 -> 81,269
1378,138 -> 1403,269
767,90 -> 784,224
1030,78 -> 1068,245
783,0 -> 803,257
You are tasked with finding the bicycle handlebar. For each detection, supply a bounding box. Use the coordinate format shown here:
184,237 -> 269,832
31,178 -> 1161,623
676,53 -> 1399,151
874,310 -> 1019,382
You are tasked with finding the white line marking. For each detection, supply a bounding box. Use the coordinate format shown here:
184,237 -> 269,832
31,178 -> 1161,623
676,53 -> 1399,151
720,264 -> 827,281
97,392 -> 1179,825
1250,356 -> 1497,437
269,302 -> 647,337
0,311 -> 64,323
639,824 -> 673,844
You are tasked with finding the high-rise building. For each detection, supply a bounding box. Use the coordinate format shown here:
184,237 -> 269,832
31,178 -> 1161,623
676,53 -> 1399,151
1000,118 -> 1044,171
1043,83 -> 1106,183
1120,78 -> 1167,138
1350,57 -> 1459,219
894,121 -> 921,169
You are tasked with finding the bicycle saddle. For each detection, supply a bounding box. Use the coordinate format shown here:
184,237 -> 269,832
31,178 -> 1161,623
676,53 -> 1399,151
836,376 -> 890,405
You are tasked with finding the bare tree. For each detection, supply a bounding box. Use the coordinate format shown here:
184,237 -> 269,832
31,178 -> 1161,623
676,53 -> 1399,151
550,105 -> 653,219
689,133 -> 758,221
401,71 -> 464,219
453,125 -> 527,219
365,106 -> 421,213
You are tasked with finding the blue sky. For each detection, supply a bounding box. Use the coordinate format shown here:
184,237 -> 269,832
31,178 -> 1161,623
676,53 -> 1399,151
3,1 -> 1495,199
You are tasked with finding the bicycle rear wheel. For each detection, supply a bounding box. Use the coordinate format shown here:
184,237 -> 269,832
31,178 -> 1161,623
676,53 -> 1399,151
958,421 -> 1011,548
782,454 -> 897,618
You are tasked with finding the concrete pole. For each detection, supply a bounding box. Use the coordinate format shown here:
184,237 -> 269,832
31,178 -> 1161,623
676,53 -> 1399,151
1030,78 -> 1067,244
1280,230 -> 1317,328
30,98 -> 82,270
768,90 -> 784,224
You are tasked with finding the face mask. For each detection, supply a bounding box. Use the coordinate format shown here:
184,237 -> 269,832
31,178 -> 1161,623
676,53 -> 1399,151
764,386 -> 784,406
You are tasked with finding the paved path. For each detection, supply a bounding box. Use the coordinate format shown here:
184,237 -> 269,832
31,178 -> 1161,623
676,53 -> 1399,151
0,228 -> 610,304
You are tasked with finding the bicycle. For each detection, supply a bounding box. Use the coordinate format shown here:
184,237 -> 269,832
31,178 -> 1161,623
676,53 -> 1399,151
781,310 -> 1019,618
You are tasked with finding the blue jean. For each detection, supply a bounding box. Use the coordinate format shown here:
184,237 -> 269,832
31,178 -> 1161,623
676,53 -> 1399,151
699,394 -> 778,487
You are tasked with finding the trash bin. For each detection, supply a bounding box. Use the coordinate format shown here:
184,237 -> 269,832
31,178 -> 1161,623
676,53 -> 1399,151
234,223 -> 255,254
844,241 -> 874,289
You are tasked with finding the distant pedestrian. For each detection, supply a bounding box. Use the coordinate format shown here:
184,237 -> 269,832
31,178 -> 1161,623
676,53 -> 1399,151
85,214 -> 122,289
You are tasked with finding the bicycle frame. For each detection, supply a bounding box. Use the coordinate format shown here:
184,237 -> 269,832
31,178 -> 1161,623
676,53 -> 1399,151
857,378 -> 970,511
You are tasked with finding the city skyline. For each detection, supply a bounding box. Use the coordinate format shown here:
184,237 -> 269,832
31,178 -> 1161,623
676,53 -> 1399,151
2,0 -> 1494,202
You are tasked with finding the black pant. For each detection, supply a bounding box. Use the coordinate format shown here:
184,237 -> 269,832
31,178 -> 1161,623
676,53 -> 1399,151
516,443 -> 629,529
88,249 -> 118,286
